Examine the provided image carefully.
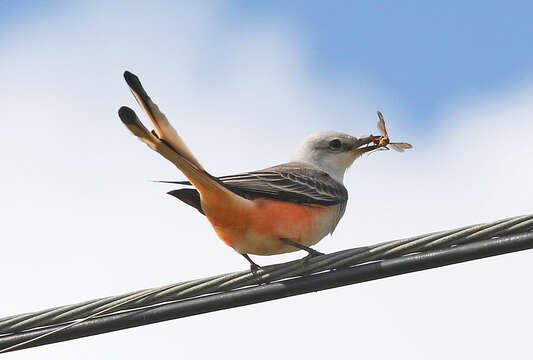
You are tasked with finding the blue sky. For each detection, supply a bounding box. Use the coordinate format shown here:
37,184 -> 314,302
231,1 -> 533,123
3,1 -> 533,128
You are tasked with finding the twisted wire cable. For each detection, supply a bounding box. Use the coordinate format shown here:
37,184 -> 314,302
1,213 -> 532,339
1,231 -> 532,353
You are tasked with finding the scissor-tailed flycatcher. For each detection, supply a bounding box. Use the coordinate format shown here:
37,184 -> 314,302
118,71 -> 387,269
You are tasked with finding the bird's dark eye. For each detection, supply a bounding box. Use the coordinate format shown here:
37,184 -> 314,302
328,139 -> 342,150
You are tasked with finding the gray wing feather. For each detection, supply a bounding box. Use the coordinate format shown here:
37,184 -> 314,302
217,162 -> 348,206
330,202 -> 346,235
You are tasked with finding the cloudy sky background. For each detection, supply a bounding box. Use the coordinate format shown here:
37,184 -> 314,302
1,1 -> 533,358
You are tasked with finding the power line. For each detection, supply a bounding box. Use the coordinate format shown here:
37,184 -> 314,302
1,214 -> 532,353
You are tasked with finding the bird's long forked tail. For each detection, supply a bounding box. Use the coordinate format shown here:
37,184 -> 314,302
122,71 -> 204,170
118,72 -> 223,193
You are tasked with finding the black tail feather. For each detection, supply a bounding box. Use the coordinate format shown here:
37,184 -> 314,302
167,189 -> 204,215
155,180 -> 192,185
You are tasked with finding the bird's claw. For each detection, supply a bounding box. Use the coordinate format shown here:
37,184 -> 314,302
250,263 -> 261,274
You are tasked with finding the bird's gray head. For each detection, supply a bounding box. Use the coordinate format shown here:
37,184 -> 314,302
290,131 -> 375,183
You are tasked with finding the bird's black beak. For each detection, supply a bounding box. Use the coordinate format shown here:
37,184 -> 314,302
351,136 -> 379,154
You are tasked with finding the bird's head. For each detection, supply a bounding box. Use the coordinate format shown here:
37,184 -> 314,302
290,131 -> 376,183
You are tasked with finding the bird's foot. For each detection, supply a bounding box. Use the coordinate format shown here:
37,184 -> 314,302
301,250 -> 325,264
305,248 -> 324,257
250,263 -> 261,274
242,253 -> 262,275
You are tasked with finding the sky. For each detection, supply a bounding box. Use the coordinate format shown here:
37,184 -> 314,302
232,1 -> 533,126
1,1 -> 533,358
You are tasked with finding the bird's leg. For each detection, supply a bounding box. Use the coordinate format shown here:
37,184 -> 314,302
241,253 -> 261,273
280,238 -> 324,258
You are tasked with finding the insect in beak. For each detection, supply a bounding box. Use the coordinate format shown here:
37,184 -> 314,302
369,111 -> 413,152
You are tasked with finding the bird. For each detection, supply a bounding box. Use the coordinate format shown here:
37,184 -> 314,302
118,71 -> 386,270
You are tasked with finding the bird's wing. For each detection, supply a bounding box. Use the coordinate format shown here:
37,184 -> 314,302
161,162 -> 348,206
218,163 -> 348,206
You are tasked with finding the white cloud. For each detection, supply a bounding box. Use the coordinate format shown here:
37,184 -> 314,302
1,1 -> 532,359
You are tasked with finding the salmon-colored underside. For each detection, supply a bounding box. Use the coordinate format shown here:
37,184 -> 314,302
208,198 -> 325,247
194,180 -> 331,255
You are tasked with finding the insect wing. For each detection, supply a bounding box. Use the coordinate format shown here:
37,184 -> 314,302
376,111 -> 388,136
389,142 -> 413,152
